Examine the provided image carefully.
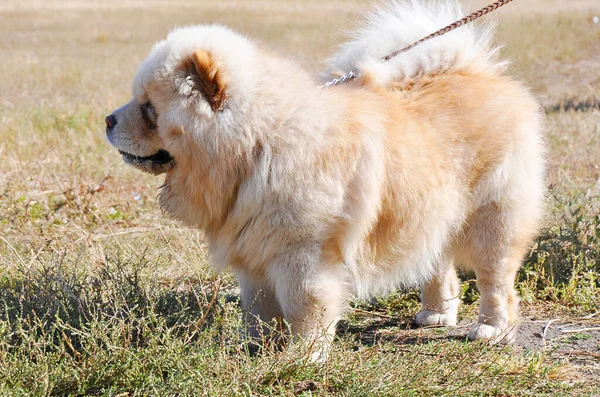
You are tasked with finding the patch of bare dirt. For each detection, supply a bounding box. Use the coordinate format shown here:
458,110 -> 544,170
338,310 -> 600,379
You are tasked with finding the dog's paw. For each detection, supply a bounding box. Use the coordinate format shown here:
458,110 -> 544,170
467,323 -> 517,344
414,309 -> 457,327
468,323 -> 500,341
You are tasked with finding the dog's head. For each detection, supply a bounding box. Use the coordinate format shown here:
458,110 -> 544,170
105,25 -> 259,176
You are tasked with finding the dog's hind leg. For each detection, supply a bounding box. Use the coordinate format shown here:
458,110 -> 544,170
467,256 -> 521,343
456,202 -> 531,343
466,247 -> 523,343
414,257 -> 460,327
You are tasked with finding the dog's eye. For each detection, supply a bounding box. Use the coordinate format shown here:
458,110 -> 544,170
141,101 -> 157,129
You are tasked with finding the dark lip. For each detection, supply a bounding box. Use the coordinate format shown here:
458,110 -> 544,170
118,149 -> 173,165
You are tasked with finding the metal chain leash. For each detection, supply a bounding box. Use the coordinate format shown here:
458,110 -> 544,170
322,0 -> 515,88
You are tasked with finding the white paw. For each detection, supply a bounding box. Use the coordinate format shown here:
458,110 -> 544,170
414,309 -> 457,327
468,323 -> 501,340
468,322 -> 517,344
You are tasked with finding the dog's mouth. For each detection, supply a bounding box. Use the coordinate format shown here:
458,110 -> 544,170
118,149 -> 175,175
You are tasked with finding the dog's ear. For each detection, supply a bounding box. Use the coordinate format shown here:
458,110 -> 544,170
185,49 -> 227,112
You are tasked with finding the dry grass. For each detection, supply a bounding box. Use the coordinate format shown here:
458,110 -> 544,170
1,0 -> 600,395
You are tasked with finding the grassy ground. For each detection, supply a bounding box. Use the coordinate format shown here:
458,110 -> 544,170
1,0 -> 600,395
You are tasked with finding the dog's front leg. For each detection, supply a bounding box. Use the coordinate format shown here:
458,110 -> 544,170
267,244 -> 347,362
237,272 -> 285,346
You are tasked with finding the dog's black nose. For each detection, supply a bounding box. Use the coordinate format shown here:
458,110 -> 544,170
105,114 -> 117,129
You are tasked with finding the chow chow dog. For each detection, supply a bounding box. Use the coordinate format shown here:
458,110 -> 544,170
106,0 -> 544,356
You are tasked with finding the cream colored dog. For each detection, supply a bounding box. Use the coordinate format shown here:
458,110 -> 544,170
106,0 -> 544,356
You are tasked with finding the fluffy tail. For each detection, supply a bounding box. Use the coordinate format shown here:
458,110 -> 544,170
322,0 -> 508,87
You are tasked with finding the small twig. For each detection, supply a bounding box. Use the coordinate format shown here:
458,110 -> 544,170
0,236 -> 28,268
553,350 -> 600,359
581,311 -> 599,319
561,327 -> 600,334
28,238 -> 52,267
50,168 -> 65,194
83,175 -> 112,214
64,235 -> 88,247
158,225 -> 183,266
91,228 -> 153,240
541,312 -> 600,347
61,331 -> 79,357
542,318 -> 561,347
196,279 -> 221,329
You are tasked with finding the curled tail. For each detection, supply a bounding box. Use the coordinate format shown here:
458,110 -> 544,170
322,0 -> 508,87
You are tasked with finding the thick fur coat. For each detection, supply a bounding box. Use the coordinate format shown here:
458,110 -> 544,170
106,0 -> 545,357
